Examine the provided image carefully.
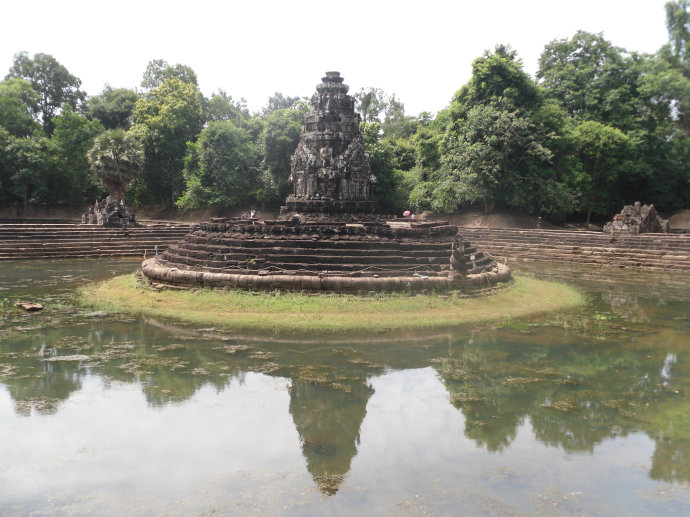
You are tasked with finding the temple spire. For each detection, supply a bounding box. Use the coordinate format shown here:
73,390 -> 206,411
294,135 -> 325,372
284,71 -> 376,217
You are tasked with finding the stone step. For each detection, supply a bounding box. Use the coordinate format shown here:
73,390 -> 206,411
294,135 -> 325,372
0,250 -> 157,259
0,228 -> 190,235
476,240 -> 690,252
182,234 -> 456,251
0,237 -> 187,247
470,240 -> 690,254
157,255 -> 449,276
173,242 -> 458,258
162,249 -> 458,267
0,223 -> 191,227
460,228 -> 690,244
3,221 -> 689,271
480,240 -> 690,254
463,231 -> 690,243
0,222 -> 192,261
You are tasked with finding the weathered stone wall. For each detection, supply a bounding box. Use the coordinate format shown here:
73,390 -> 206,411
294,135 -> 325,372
603,202 -> 670,235
142,259 -> 511,291
286,72 -> 376,215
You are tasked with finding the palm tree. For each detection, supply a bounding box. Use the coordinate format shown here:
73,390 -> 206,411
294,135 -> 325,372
87,129 -> 143,201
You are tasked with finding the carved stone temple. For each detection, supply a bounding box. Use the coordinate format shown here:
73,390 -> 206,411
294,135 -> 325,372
284,71 -> 376,217
142,72 -> 511,291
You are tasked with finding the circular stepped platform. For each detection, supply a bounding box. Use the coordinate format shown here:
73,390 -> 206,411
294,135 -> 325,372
143,218 -> 510,291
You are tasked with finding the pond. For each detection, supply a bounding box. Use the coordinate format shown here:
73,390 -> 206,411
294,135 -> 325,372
0,258 -> 689,516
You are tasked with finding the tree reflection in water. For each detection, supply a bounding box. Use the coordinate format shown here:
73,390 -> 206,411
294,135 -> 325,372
1,259 -> 689,493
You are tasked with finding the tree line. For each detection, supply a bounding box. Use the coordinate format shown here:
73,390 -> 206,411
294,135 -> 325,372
1,1 -> 689,222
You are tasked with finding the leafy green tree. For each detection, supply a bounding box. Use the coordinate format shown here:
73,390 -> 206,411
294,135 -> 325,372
140,59 -> 198,90
464,44 -> 539,108
642,1 -> 690,209
537,32 -> 664,142
381,94 -> 419,139
644,50 -> 690,135
260,101 -> 309,202
177,120 -> 260,209
5,52 -> 86,135
354,87 -> 387,124
362,121 -> 417,214
49,104 -> 104,205
654,2 -> 690,135
0,127 -> 48,209
87,129 -> 143,201
408,123 -> 444,213
412,125 -> 442,177
354,88 -> 419,139
436,46 -> 569,216
666,0 -> 690,64
87,85 -> 140,130
130,78 -> 204,208
262,92 -> 301,115
572,120 -> 630,224
0,78 -> 40,137
538,32 -> 630,124
408,180 -> 436,213
205,90 -> 247,123
538,27 -> 690,213
0,128 -> 11,202
440,102 -> 552,213
386,136 -> 416,171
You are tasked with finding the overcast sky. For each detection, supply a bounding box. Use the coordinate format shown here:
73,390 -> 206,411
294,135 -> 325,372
1,0 -> 672,116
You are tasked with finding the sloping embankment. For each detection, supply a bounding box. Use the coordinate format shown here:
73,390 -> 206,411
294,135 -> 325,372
1,221 -> 688,271
0,221 -> 196,260
459,227 -> 690,271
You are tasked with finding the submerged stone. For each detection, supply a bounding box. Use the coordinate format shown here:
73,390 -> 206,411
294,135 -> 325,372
15,301 -> 43,312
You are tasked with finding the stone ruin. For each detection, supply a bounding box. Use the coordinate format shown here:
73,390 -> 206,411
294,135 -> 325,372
603,202 -> 670,236
284,71 -> 376,218
142,72 -> 510,292
82,197 -> 138,228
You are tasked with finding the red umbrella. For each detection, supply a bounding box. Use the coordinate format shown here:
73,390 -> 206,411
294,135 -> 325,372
403,210 -> 411,217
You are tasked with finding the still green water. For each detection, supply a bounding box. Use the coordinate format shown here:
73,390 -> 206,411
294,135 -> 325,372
0,259 -> 689,516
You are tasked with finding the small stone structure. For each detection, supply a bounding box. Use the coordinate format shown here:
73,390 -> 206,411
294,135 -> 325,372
82,197 -> 138,228
603,202 -> 669,236
142,72 -> 510,292
284,71 -> 376,217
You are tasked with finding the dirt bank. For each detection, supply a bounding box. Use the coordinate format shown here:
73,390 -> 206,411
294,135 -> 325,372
429,211 -> 559,230
669,209 -> 690,231
4,205 -> 688,231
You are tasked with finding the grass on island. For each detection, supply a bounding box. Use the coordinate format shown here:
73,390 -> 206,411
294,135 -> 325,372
78,274 -> 585,333
77,274 -> 585,335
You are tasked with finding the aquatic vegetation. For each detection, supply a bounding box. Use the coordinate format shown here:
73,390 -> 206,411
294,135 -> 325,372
77,273 -> 585,334
14,397 -> 62,415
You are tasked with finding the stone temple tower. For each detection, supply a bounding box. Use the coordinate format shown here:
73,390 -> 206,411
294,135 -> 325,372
143,71 -> 512,293
284,71 -> 377,217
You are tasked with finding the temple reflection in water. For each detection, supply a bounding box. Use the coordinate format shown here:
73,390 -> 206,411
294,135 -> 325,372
2,303 -> 689,491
